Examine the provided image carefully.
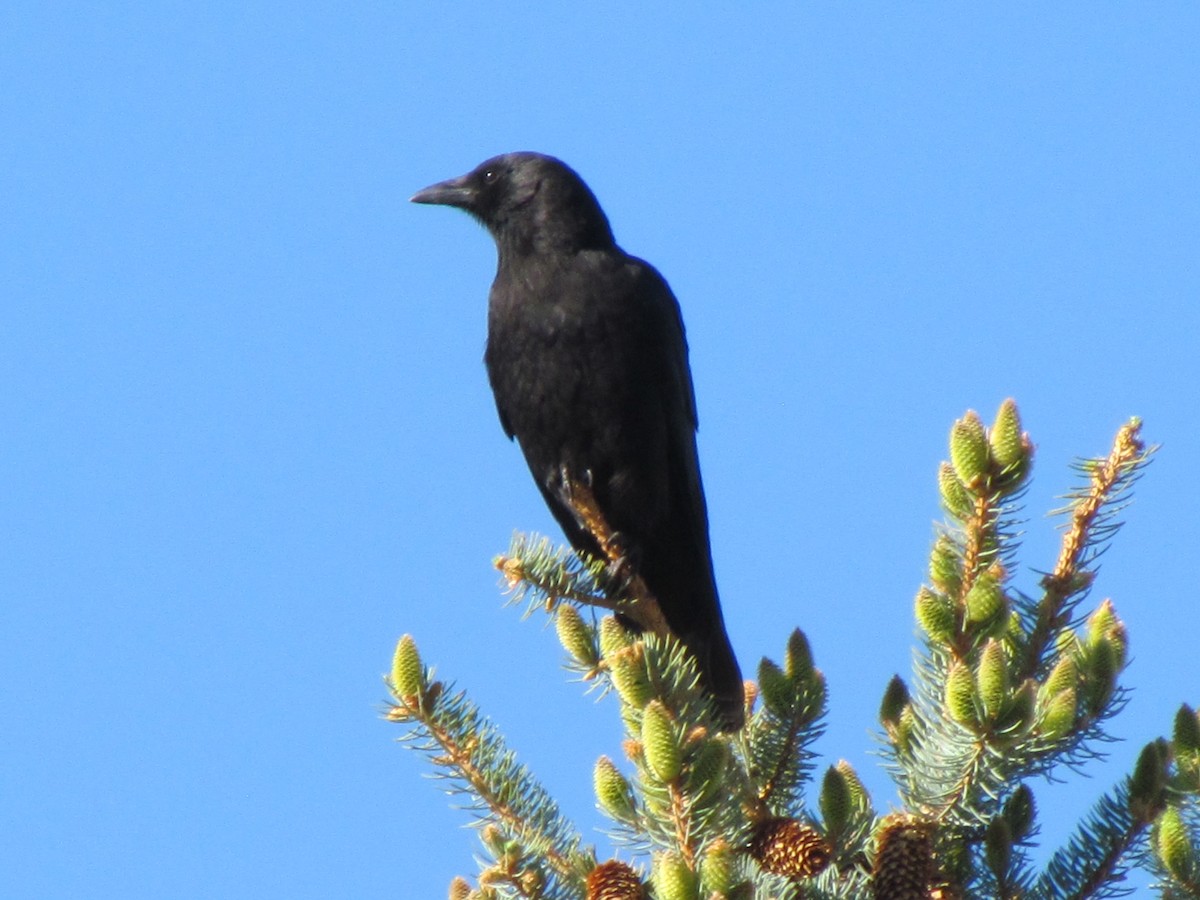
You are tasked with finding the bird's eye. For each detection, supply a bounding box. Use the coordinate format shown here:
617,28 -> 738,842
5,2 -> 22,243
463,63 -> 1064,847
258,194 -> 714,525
483,169 -> 498,184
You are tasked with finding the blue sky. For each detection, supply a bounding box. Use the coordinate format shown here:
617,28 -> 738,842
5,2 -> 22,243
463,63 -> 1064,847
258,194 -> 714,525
3,4 -> 1197,897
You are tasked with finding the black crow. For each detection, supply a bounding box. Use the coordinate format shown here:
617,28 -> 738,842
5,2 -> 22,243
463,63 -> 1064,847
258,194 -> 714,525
412,153 -> 744,729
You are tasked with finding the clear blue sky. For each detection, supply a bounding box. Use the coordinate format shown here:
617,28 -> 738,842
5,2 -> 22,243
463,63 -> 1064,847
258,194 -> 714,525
3,5 -> 1197,897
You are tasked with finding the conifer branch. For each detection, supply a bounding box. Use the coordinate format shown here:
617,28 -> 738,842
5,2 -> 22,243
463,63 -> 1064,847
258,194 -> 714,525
387,401 -> 1184,900
1030,782 -> 1147,900
496,533 -> 612,611
746,633 -> 827,818
1021,418 -> 1155,682
386,638 -> 592,898
557,476 -> 672,637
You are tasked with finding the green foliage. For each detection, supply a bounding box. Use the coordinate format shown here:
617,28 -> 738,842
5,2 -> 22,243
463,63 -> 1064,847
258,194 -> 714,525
386,401 -> 1199,899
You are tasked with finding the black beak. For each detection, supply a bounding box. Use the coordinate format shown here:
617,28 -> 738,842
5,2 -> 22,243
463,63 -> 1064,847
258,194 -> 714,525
410,174 -> 475,209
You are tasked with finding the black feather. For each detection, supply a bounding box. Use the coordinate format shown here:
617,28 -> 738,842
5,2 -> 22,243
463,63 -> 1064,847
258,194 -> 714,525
413,152 -> 744,729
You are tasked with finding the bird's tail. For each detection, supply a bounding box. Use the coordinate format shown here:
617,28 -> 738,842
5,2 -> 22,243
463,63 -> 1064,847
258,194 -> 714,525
691,626 -> 745,732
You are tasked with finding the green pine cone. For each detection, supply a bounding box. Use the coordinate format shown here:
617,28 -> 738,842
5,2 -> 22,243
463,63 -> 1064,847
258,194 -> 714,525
653,851 -> 697,900
1105,622 -> 1129,670
916,587 -> 957,644
1002,785 -> 1036,842
1087,600 -> 1128,668
929,534 -> 963,596
939,461 -> 974,519
1041,654 -> 1078,701
1086,599 -> 1119,644
965,574 -> 1007,629
594,756 -> 636,822
820,765 -> 852,837
785,628 -> 814,681
879,675 -> 910,729
1038,687 -> 1076,740
950,411 -> 990,487
391,634 -> 424,697
599,616 -> 635,658
835,760 -> 871,815
757,658 -> 793,715
556,604 -> 598,667
1156,805 -> 1197,881
609,645 -> 653,711
1176,703 -> 1200,753
977,639 -> 1009,721
1129,740 -> 1168,822
1176,703 -> 1200,752
1081,637 -> 1119,715
641,701 -> 683,783
946,661 -> 979,729
989,399 -> 1025,468
698,840 -> 735,896
1054,628 -> 1081,658
1173,704 -> 1200,787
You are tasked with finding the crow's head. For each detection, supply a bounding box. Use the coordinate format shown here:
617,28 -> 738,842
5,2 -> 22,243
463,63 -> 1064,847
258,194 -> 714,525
412,152 -> 614,254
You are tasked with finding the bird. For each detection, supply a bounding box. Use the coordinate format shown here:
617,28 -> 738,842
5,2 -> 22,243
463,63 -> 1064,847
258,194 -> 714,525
412,152 -> 744,729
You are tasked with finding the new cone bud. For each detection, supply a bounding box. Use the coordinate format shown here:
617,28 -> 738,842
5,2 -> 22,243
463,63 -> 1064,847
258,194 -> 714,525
977,638 -> 1009,722
1173,703 -> 1200,788
652,851 -> 697,900
757,658 -> 793,715
836,760 -> 871,815
897,706 -> 917,752
939,462 -> 974,519
1088,600 -> 1128,668
929,534 -> 962,595
698,840 -> 735,896
1038,686 -> 1076,740
880,675 -> 910,729
1156,805 -> 1197,881
594,756 -> 636,822
391,634 -> 425,697
1002,785 -> 1036,842
1041,654 -> 1078,701
641,701 -> 682,783
950,411 -> 990,488
599,616 -> 634,658
989,398 -> 1025,469
1129,740 -> 1168,822
1082,637 -> 1119,715
609,645 -> 652,711
448,876 -> 472,900
965,573 -> 1007,629
820,765 -> 852,838
556,605 -> 597,667
1175,703 -> 1200,754
916,587 -> 956,644
946,661 -> 979,729
1086,599 -> 1120,645
784,628 -> 814,680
